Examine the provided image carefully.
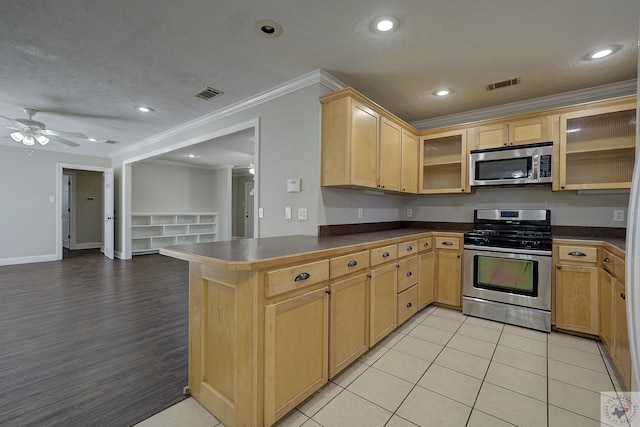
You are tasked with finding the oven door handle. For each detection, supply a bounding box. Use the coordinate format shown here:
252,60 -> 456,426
463,244 -> 552,257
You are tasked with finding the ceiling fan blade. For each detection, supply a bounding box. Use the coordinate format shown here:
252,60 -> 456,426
43,129 -> 89,140
48,134 -> 80,147
0,115 -> 16,126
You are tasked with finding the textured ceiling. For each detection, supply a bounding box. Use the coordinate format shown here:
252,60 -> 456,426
0,0 -> 638,165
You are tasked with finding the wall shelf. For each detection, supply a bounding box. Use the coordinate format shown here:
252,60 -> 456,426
131,213 -> 218,255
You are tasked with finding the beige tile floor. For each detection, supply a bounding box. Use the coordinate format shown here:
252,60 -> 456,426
136,306 -> 632,427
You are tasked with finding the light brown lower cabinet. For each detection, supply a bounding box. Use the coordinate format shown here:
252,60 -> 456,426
328,273 -> 369,378
369,262 -> 398,346
418,250 -> 435,308
435,251 -> 461,307
264,287 -> 329,426
598,269 -> 614,349
613,281 -> 632,390
554,264 -> 599,335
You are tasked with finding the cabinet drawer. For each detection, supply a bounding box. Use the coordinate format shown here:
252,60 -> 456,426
557,245 -> 598,264
330,250 -> 370,279
370,244 -> 398,266
419,237 -> 433,252
398,240 -> 419,258
435,236 -> 460,251
397,256 -> 418,293
397,285 -> 418,325
266,260 -> 330,297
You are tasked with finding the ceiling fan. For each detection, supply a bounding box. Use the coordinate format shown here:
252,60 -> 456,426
0,108 -> 92,147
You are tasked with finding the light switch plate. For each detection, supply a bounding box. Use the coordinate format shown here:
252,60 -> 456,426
285,207 -> 292,219
258,207 -> 264,218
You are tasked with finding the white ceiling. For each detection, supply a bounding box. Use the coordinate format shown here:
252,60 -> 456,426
0,1 -> 638,167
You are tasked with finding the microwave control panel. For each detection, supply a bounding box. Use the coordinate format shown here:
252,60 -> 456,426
539,155 -> 552,178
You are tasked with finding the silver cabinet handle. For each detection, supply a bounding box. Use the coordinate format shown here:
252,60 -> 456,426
347,260 -> 358,267
603,257 -> 611,263
621,293 -> 626,300
423,242 -> 429,247
441,241 -> 454,246
406,302 -> 412,308
568,251 -> 587,257
294,272 -> 310,281
382,251 -> 390,258
406,271 -> 413,277
406,245 -> 413,251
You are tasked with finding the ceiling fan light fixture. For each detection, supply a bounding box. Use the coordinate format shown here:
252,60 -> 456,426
10,131 -> 24,142
22,134 -> 35,146
36,135 -> 49,145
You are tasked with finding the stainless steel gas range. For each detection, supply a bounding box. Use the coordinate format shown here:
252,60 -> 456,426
462,209 -> 552,332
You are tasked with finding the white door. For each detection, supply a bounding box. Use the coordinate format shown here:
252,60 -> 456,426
244,181 -> 254,238
103,168 -> 114,259
62,175 -> 70,249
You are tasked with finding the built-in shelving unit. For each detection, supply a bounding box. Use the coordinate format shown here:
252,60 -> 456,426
131,213 -> 218,255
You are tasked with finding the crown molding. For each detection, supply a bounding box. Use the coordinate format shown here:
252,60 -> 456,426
411,79 -> 637,130
111,69 -> 344,158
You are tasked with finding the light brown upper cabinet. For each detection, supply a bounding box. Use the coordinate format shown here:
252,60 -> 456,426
556,98 -> 637,191
321,93 -> 379,189
420,130 -> 469,194
469,115 -> 554,150
320,88 -> 419,193
401,128 -> 419,193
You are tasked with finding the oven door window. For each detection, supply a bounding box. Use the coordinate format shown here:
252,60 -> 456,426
475,157 -> 532,181
473,255 -> 538,297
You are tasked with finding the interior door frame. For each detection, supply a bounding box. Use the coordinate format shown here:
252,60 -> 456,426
119,117 -> 260,259
56,163 -> 114,260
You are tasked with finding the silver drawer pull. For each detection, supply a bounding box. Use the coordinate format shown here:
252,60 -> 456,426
441,241 -> 454,246
347,260 -> 358,267
621,293 -> 626,300
603,257 -> 611,263
294,272 -> 311,281
406,302 -> 412,308
423,242 -> 429,247
382,251 -> 390,258
568,251 -> 587,257
406,245 -> 413,251
406,271 -> 413,277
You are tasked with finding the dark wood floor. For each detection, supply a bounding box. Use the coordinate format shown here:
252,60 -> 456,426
0,250 -> 190,426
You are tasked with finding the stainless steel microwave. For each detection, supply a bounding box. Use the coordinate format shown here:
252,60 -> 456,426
469,142 -> 553,187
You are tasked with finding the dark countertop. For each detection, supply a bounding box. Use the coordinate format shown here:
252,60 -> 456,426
553,235 -> 626,251
160,228 -> 462,270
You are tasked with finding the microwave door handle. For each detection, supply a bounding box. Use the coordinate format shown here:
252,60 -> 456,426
532,153 -> 539,181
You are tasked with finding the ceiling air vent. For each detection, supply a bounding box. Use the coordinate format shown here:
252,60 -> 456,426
194,86 -> 223,101
486,77 -> 521,91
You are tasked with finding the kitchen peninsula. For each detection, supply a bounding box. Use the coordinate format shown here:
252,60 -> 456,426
160,228 -> 465,427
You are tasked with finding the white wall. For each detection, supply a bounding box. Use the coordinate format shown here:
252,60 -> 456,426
209,167 -> 232,241
402,186 -> 630,227
132,161 -> 218,212
0,145 -> 111,264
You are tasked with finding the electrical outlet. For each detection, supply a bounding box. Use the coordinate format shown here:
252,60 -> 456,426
285,207 -> 292,220
358,208 -> 363,218
613,209 -> 625,222
407,208 -> 413,218
298,207 -> 307,220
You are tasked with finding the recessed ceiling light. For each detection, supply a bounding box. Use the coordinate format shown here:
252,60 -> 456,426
135,105 -> 154,113
186,154 -> 196,158
372,17 -> 399,33
435,90 -> 450,96
254,19 -> 283,38
591,48 -> 613,59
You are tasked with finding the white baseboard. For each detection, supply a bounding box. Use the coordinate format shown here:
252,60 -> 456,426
0,254 -> 58,266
